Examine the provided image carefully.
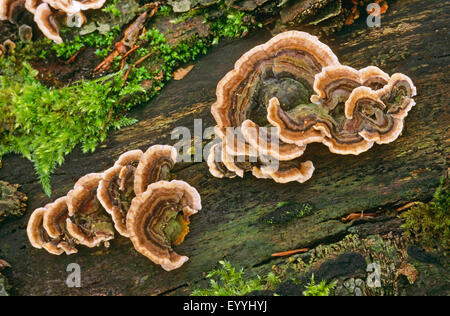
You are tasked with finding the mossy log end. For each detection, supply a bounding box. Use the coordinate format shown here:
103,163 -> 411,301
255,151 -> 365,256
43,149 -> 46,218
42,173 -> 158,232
0,0 -> 448,295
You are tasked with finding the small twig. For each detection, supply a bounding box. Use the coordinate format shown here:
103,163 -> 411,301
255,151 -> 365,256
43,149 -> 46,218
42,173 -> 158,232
101,106 -> 114,135
341,212 -> 377,222
134,52 -> 154,66
271,248 -> 309,257
122,66 -> 133,85
67,47 -> 86,64
0,259 -> 11,270
396,201 -> 421,213
121,45 -> 141,61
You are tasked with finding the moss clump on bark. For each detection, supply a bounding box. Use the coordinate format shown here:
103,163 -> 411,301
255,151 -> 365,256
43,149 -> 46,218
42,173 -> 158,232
0,181 -> 27,223
401,173 -> 450,249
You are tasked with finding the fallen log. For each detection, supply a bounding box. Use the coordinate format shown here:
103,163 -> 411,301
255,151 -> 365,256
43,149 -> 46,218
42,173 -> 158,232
0,0 -> 448,295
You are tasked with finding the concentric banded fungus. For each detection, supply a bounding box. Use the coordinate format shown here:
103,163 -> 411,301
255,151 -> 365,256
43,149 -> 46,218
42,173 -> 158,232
134,145 -> 178,195
252,159 -> 315,184
42,197 -> 78,254
27,207 -> 56,254
209,31 -> 339,182
27,207 -> 66,255
66,173 -> 114,248
34,3 -> 62,44
269,66 -> 416,155
126,180 -> 202,271
77,0 -> 106,11
2,0 -> 106,42
97,150 -> 143,237
211,31 -> 339,129
24,0 -> 38,13
27,144 -> 202,269
209,31 -> 416,183
207,142 -> 238,179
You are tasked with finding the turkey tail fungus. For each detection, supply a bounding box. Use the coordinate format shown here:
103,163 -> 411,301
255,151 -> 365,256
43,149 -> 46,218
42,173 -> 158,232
127,180 -> 202,271
27,145 -> 201,271
208,31 -> 416,184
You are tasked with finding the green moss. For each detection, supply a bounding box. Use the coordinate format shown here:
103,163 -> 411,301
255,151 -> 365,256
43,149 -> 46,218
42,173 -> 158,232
140,27 -> 208,80
52,26 -> 121,59
102,0 -> 122,18
210,9 -> 250,41
0,58 -> 139,196
272,233 -> 410,296
401,175 -> 450,249
169,0 -> 255,43
191,260 -> 280,296
303,274 -> 337,296
157,5 -> 173,17
261,202 -> 314,225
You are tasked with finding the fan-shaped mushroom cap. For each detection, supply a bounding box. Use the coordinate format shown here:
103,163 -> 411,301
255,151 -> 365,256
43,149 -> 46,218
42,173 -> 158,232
114,149 -> 143,168
359,66 -> 391,90
346,73 -> 417,145
43,0 -> 79,14
97,150 -> 143,237
34,3 -> 62,44
211,31 -> 338,129
67,173 -> 102,215
134,145 -> 178,195
267,64 -> 416,155
207,142 -> 238,179
24,0 -> 39,13
77,0 -> 106,11
215,126 -> 258,160
310,65 -> 362,109
0,0 -> 25,23
27,207 -> 49,249
221,141 -> 255,178
241,119 -> 306,161
42,0 -> 105,14
210,31 -> 339,146
253,160 -> 315,184
209,31 -> 339,181
266,97 -> 325,147
43,196 -> 69,238
66,173 -> 114,248
209,31 -> 416,184
126,180 -> 201,271
27,207 -> 66,255
42,196 -> 78,254
267,65 -> 391,148
0,0 -> 9,20
310,65 -> 390,107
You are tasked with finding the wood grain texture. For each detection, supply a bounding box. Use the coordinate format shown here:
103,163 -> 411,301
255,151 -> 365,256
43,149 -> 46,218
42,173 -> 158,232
0,0 -> 448,295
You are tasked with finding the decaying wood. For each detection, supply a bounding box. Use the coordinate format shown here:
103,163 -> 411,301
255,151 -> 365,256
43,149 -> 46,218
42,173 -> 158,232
0,0 -> 448,295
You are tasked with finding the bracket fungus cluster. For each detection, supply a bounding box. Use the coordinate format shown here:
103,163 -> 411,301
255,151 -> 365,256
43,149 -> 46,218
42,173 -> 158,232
208,31 -> 416,184
0,0 -> 107,44
27,145 -> 202,271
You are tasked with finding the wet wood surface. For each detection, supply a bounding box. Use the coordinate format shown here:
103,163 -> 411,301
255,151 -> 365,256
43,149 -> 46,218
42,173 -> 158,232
0,0 -> 448,295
